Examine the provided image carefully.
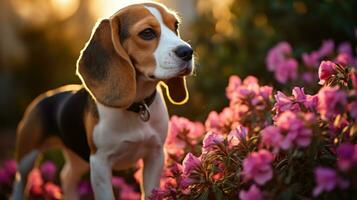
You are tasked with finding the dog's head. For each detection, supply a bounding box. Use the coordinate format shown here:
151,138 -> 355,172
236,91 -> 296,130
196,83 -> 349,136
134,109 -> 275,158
76,2 -> 193,108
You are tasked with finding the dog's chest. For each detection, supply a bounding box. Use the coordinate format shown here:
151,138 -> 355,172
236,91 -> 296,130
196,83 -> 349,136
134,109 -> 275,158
93,100 -> 168,169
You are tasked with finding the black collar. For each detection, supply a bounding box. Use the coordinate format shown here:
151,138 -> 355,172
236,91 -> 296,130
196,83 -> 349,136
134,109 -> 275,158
127,90 -> 157,113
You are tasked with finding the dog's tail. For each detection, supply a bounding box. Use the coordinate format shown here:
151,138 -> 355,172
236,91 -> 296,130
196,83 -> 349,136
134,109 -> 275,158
13,97 -> 46,200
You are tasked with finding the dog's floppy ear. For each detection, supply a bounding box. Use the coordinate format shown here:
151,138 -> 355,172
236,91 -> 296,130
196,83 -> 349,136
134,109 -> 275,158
76,17 -> 136,108
161,77 -> 189,105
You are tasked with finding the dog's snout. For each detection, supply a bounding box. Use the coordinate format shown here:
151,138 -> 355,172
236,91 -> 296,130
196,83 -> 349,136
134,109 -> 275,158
174,45 -> 193,61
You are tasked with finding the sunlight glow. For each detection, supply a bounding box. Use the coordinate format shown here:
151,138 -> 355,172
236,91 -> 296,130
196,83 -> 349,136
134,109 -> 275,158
50,0 -> 80,20
90,0 -> 161,18
11,0 -> 79,26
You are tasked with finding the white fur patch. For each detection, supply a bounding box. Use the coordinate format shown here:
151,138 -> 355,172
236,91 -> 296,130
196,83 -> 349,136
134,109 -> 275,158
145,6 -> 192,79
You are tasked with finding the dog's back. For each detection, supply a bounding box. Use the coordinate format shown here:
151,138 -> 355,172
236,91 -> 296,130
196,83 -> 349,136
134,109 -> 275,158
15,85 -> 91,163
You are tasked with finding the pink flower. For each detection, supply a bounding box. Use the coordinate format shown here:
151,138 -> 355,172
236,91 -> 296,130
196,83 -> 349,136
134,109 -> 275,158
292,87 -> 306,103
338,42 -> 353,56
40,161 -> 57,182
0,160 -> 16,185
313,167 -> 349,197
304,94 -> 318,111
302,72 -> 315,83
28,168 -> 44,197
242,150 -> 274,185
205,111 -> 221,131
3,160 -> 16,176
149,188 -> 167,200
166,116 -> 204,157
44,182 -> 62,200
266,42 -> 292,71
179,176 -> 195,189
202,131 -> 224,153
336,143 -> 357,172
261,126 -> 283,152
259,86 -> 273,99
226,75 -> 242,100
302,51 -> 320,67
317,87 -> 347,120
239,185 -> 263,200
77,180 -> 93,197
335,53 -> 352,66
348,102 -> 357,120
274,91 -> 300,113
352,70 -> 357,94
275,111 -> 312,149
228,126 -> 248,145
0,169 -> 11,185
318,60 -> 336,85
275,58 -> 298,84
182,153 -> 201,175
318,39 -> 334,57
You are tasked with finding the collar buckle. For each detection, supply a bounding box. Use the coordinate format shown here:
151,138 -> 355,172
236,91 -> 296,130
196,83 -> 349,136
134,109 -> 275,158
139,102 -> 150,122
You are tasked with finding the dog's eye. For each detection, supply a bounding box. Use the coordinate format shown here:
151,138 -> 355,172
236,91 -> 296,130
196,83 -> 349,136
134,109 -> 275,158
139,28 -> 156,40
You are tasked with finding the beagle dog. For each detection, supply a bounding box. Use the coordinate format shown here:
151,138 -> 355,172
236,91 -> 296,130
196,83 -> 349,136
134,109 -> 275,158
12,2 -> 193,200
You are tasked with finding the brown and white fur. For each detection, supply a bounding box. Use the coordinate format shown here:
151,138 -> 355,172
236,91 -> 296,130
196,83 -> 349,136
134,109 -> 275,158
12,2 -> 194,200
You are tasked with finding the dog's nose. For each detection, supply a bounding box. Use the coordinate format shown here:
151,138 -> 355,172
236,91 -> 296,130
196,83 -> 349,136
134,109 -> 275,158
174,45 -> 193,61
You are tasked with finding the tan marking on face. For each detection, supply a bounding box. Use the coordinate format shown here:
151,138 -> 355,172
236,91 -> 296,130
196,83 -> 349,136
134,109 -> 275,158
114,5 -> 160,77
110,3 -> 180,78
143,2 -> 180,34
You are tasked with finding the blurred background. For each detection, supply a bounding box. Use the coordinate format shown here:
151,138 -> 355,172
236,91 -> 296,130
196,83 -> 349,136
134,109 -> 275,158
0,0 -> 356,161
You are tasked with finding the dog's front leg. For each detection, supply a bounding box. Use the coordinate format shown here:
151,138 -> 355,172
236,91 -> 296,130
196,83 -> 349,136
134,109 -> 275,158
142,148 -> 164,200
90,154 -> 114,200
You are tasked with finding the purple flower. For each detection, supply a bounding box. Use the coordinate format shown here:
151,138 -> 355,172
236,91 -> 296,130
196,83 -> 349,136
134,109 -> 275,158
228,126 -> 248,146
182,153 -> 201,175
274,91 -> 295,113
313,167 -> 348,197
242,150 -> 274,185
352,70 -> 357,94
275,111 -> 312,149
40,161 -> 57,182
304,94 -> 318,111
259,86 -> 273,99
266,42 -> 292,71
318,39 -> 334,57
179,176 -> 195,189
3,160 -> 16,175
336,143 -> 357,172
0,168 -> 11,185
292,87 -> 306,103
261,126 -> 283,153
0,160 -> 17,185
317,87 -> 347,121
302,51 -> 320,67
77,180 -> 93,197
348,102 -> 357,120
275,58 -> 298,84
202,131 -> 224,153
149,188 -> 167,200
302,72 -> 315,83
335,53 -> 352,66
239,184 -> 263,200
338,42 -> 353,56
266,42 -> 298,83
318,60 -> 336,85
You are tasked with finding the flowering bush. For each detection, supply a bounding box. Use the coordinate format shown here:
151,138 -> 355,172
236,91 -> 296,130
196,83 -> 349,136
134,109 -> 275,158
0,160 -> 140,200
150,41 -> 357,199
1,40 -> 356,200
